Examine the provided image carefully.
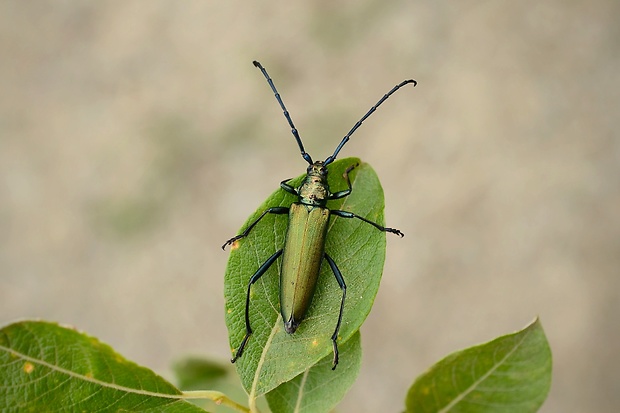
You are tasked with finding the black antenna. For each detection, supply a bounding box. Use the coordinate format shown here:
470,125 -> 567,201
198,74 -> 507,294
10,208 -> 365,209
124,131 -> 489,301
253,61 -> 313,165
323,79 -> 417,166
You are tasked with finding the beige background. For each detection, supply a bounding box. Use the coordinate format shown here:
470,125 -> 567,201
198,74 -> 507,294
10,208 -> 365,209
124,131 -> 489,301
1,1 -> 618,412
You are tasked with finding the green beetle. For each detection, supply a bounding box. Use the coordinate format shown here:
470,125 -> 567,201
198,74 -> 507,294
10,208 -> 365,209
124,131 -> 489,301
222,61 -> 415,369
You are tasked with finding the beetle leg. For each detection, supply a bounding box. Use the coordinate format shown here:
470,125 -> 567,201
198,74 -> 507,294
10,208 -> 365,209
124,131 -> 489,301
280,179 -> 298,196
232,249 -> 284,363
324,253 -> 347,370
222,207 -> 289,249
329,163 -> 359,200
330,209 -> 404,237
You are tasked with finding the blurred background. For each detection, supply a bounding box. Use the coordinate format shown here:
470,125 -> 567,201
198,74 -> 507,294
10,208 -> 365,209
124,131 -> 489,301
1,1 -> 618,412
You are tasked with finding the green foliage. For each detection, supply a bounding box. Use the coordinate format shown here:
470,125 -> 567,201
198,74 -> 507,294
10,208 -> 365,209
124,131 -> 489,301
405,318 -> 552,413
0,318 -> 551,413
173,358 -> 228,391
0,158 -> 553,413
223,158 -> 387,402
0,321 -> 206,413
173,357 -> 248,412
264,331 -> 362,413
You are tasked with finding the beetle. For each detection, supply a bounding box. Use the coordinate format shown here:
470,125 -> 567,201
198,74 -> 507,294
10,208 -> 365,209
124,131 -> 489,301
222,60 -> 416,369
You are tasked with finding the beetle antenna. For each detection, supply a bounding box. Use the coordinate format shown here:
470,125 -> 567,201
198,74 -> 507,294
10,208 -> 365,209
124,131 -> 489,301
253,61 -> 313,165
323,78 -> 417,166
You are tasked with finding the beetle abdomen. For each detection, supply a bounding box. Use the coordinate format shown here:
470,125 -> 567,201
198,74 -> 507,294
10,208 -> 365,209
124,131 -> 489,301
280,203 -> 330,334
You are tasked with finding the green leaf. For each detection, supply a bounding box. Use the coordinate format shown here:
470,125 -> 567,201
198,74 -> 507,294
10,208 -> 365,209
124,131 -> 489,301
172,357 -> 249,413
173,357 -> 228,391
223,157 -> 389,397
265,330 -> 362,413
0,321 -> 207,412
405,318 -> 552,413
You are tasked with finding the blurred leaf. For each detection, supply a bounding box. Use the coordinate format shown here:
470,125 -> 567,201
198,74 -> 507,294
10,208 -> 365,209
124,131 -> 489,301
265,331 -> 362,413
173,356 -> 249,413
0,321 -> 207,412
405,318 -> 552,413
223,157 -> 389,397
173,357 -> 228,390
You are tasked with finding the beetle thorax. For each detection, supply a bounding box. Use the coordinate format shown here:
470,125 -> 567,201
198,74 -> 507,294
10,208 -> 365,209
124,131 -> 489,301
298,162 -> 330,206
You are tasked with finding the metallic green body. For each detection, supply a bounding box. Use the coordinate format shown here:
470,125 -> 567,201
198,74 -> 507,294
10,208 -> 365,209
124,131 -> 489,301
280,202 -> 330,333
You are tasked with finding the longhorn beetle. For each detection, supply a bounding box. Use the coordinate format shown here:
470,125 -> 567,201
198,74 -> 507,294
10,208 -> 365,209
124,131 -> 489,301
223,61 -> 416,369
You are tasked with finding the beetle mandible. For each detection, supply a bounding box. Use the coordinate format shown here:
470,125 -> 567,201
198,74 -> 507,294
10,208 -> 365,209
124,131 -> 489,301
223,60 -> 416,369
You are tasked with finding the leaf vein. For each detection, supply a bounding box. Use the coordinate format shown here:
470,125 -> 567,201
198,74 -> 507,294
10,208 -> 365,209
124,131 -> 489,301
0,344 -> 184,400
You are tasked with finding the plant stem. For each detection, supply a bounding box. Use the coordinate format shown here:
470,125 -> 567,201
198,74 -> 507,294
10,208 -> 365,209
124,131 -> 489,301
182,390 -> 250,413
249,394 -> 261,413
